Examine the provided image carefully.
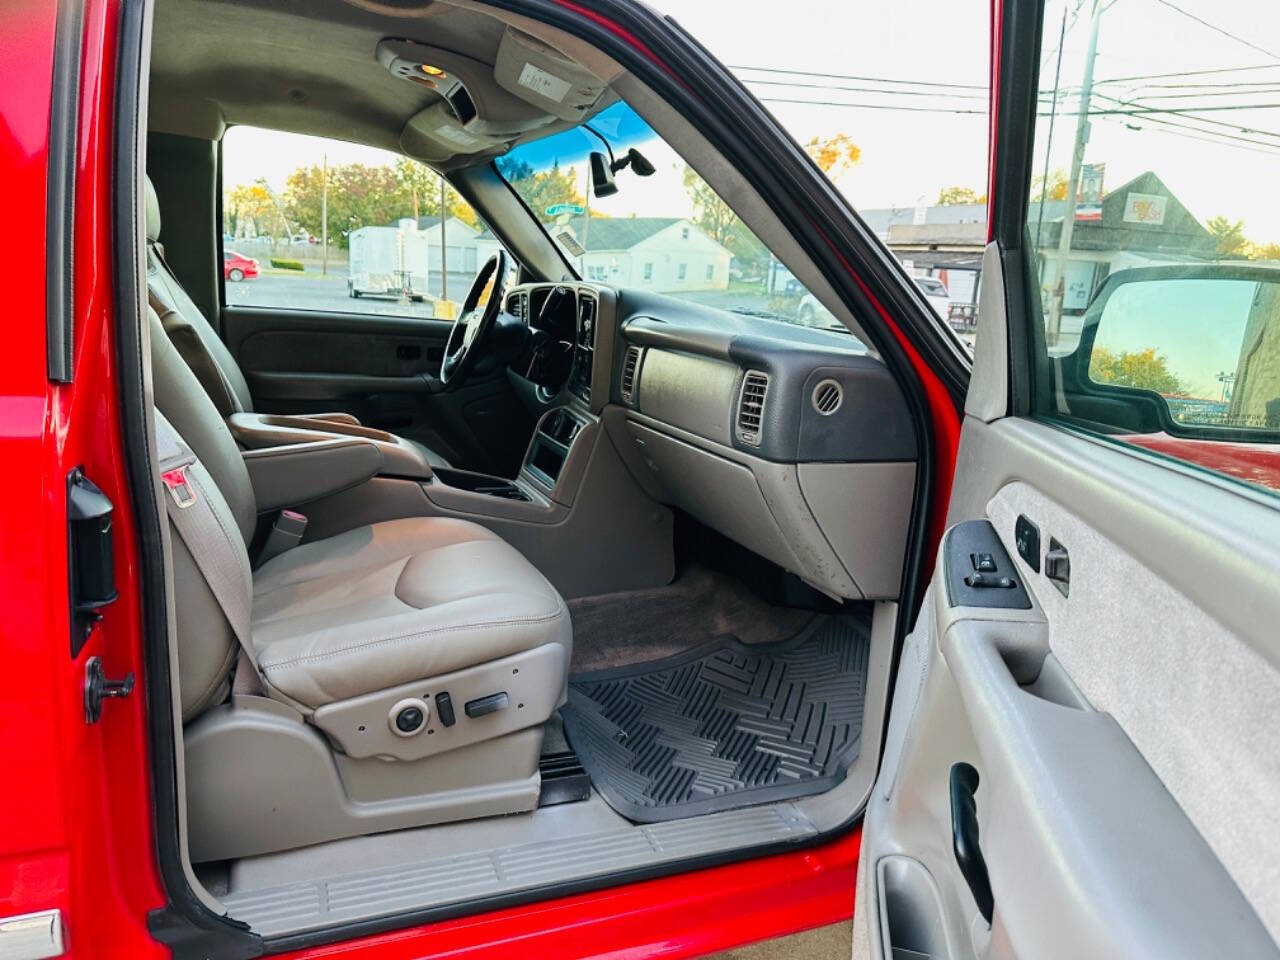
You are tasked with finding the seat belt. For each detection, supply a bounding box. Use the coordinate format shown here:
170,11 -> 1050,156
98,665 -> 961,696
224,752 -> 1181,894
154,413 -> 258,670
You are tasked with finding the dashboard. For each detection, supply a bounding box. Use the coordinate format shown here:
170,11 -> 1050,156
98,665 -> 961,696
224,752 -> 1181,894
504,281 -> 919,601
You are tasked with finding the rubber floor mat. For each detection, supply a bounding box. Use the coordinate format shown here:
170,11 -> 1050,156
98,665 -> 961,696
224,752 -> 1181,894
560,617 -> 870,822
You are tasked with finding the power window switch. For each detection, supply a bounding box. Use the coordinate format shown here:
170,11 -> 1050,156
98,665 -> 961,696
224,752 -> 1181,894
971,552 -> 997,573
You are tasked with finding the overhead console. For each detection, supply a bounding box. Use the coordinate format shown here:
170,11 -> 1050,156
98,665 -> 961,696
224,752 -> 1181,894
386,28 -> 610,164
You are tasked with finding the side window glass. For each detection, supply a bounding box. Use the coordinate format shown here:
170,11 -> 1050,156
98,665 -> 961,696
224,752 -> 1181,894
1026,0 -> 1280,496
221,125 -> 503,320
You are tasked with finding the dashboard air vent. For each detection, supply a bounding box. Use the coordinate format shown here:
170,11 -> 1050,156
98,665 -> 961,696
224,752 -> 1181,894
507,291 -> 527,323
737,371 -> 769,445
620,346 -> 642,404
812,378 -> 843,416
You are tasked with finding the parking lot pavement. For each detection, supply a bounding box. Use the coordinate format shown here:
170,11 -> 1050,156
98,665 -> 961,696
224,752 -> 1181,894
226,271 -> 438,319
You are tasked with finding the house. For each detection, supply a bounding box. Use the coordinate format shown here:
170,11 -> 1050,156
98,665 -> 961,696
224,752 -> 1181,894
869,171 -> 1217,314
566,217 -> 731,292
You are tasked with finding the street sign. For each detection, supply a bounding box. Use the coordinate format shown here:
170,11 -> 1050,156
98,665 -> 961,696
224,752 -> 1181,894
545,203 -> 585,217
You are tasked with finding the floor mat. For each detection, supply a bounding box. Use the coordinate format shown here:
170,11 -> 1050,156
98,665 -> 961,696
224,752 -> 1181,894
560,617 -> 870,822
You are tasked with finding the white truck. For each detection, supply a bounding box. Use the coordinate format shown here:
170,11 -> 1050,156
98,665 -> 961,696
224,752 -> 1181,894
348,219 -> 434,302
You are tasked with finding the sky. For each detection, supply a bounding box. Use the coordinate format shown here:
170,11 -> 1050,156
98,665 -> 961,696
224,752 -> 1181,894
223,0 -> 1280,241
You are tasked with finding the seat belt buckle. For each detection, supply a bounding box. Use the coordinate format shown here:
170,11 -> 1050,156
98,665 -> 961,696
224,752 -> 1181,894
161,466 -> 196,508
258,509 -> 307,566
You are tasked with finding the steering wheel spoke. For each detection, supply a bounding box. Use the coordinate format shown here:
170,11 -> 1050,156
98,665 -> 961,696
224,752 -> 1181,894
439,250 -> 508,390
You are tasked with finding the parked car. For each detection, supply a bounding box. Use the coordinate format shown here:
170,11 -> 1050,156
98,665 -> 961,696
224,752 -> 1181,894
222,249 -> 258,282
914,275 -> 952,319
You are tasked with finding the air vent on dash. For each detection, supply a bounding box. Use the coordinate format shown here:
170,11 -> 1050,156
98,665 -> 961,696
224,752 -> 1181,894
620,346 -> 642,404
737,371 -> 769,445
811,378 -> 843,416
507,292 -> 527,322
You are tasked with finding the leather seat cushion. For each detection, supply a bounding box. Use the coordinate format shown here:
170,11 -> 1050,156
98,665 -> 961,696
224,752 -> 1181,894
250,517 -> 570,709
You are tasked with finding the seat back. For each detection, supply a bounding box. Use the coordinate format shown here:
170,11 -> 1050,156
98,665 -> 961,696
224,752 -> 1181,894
145,175 -> 254,418
149,304 -> 257,719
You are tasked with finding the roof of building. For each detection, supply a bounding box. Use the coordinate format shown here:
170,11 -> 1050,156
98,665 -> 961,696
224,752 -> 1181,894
577,216 -> 682,251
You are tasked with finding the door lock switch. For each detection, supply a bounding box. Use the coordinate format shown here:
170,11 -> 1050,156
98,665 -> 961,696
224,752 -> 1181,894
964,573 -> 1017,589
971,552 -> 997,573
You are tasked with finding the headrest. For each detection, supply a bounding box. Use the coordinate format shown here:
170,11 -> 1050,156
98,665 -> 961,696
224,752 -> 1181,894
145,174 -> 161,243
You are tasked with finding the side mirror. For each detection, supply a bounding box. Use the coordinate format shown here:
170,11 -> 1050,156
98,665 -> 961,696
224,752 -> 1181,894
1080,266 -> 1280,437
590,151 -> 617,198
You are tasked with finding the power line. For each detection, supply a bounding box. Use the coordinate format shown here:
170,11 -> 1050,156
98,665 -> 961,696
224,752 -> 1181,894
1094,63 -> 1280,84
742,77 -> 989,100
756,97 -> 987,114
1147,0 -> 1280,61
729,64 -> 986,91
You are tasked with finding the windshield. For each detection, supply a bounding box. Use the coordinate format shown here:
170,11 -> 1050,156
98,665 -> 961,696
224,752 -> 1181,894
497,101 -> 856,335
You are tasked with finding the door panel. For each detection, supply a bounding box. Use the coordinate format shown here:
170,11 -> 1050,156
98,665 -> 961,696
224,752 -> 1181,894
223,307 -> 533,475
855,416 -> 1280,959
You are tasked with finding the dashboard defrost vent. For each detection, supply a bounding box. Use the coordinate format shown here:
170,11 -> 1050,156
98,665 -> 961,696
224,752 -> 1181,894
620,346 -> 642,404
737,371 -> 769,445
812,378 -> 843,415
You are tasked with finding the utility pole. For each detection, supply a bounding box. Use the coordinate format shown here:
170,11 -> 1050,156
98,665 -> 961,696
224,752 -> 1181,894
1046,0 -> 1102,346
321,152 -> 328,276
440,175 -> 447,303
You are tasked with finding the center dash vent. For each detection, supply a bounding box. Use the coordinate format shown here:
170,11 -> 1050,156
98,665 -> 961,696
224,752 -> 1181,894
620,346 -> 642,404
736,371 -> 769,445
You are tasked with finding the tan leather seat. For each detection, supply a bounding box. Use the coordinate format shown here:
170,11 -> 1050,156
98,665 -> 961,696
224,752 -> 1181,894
252,517 -> 569,710
144,175 -> 453,468
149,302 -> 571,719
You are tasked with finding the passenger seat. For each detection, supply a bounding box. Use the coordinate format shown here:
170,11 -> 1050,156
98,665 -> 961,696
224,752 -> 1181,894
148,305 -> 572,860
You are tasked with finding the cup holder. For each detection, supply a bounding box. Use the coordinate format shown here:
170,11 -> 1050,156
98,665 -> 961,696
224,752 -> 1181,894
433,467 -> 530,502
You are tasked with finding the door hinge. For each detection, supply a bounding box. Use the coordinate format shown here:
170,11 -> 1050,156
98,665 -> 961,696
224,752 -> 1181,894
84,656 -> 134,724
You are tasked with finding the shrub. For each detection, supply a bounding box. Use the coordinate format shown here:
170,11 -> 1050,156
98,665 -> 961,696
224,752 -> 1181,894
269,257 -> 304,272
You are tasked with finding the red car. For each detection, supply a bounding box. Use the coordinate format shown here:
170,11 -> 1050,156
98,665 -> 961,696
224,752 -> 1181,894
4,1 -> 1278,959
223,249 -> 258,282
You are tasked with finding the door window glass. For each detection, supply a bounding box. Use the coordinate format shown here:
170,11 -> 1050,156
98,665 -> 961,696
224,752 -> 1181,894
1023,0 -> 1280,496
221,125 -> 503,320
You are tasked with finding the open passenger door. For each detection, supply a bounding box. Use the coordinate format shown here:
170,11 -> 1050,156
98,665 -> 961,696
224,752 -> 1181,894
853,1 -> 1280,957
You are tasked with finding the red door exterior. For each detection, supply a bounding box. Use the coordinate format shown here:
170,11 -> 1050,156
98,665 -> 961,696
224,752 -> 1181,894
1,1 -> 964,956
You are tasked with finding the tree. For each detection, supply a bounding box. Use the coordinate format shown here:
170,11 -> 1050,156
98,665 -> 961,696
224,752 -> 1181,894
224,181 -> 286,239
1031,169 -> 1069,202
495,158 -> 584,222
1206,215 -> 1249,257
1089,346 -> 1186,395
804,133 -> 861,175
936,185 -> 987,206
1250,241 -> 1280,261
681,165 -> 736,246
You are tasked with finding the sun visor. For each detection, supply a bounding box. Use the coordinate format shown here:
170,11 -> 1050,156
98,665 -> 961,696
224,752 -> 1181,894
400,101 -> 513,163
494,27 -> 608,122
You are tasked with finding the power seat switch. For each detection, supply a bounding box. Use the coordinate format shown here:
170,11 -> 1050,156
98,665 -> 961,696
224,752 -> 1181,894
435,691 -> 457,727
465,692 -> 509,719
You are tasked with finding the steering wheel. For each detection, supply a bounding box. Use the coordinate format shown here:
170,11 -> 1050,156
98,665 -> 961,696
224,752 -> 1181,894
440,249 -> 508,390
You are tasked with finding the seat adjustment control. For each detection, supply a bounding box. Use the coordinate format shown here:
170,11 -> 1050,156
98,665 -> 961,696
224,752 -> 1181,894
435,691 -> 456,727
464,692 -> 509,718
389,697 -> 429,736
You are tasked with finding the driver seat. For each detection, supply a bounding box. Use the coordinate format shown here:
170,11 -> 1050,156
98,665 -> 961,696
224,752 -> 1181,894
144,175 -> 453,468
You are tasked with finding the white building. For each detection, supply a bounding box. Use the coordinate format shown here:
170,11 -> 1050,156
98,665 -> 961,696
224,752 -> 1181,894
569,217 -> 731,292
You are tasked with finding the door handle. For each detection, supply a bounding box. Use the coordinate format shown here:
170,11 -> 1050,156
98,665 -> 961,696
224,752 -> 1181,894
950,762 -> 994,923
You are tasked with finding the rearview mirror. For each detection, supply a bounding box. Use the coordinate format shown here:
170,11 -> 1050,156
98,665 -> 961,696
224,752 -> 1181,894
1083,267 -> 1280,436
589,151 -> 617,198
